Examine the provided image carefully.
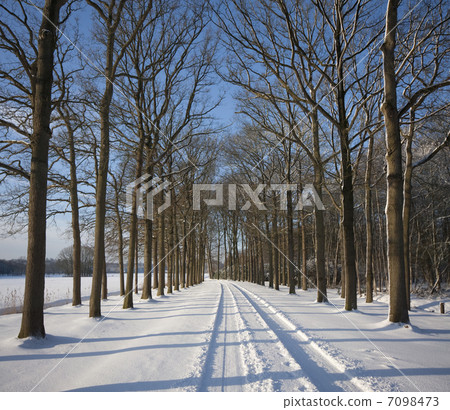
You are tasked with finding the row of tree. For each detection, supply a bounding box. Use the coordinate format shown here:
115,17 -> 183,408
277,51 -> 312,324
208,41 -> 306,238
0,0 -> 219,338
206,0 -> 448,324
0,0 -> 448,339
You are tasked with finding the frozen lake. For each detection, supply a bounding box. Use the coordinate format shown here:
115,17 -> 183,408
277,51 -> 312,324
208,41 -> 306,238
0,273 -> 144,314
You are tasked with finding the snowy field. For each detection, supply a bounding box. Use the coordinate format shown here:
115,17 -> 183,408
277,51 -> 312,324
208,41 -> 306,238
0,278 -> 449,393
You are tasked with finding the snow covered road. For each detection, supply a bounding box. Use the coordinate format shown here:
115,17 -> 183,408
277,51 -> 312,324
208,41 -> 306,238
0,279 -> 449,392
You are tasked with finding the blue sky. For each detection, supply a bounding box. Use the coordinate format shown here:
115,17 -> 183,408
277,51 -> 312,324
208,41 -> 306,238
0,2 -> 239,260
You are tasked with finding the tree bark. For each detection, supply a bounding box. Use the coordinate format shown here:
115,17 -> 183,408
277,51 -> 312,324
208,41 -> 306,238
272,208 -> 280,290
365,131 -> 374,303
301,210 -> 308,291
217,227 -> 221,280
311,108 -> 327,302
403,109 -> 414,310
381,0 -> 409,323
141,147 -> 154,299
266,215 -> 274,288
116,202 -> 125,296
182,219 -> 187,288
123,130 -> 144,308
167,190 -> 174,295
258,235 -> 265,285
340,218 -> 346,299
67,118 -> 81,306
135,241 -> 139,294
335,16 -> 357,311
19,0 -> 67,339
153,230 -> 159,289
157,207 -> 166,296
101,251 -> 107,300
89,57 -> 114,317
141,215 -> 153,300
174,221 -> 180,291
141,145 -> 154,299
287,191 -> 296,294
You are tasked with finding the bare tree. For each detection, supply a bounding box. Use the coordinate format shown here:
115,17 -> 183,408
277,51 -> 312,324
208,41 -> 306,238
0,0 -> 69,338
87,0 -> 153,317
381,0 -> 409,323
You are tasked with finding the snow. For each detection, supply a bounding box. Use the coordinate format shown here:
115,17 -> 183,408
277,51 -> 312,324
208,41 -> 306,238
0,273 -> 136,314
0,278 -> 449,392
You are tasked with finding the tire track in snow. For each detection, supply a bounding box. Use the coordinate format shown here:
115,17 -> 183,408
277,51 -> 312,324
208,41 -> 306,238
225,282 -> 273,392
180,281 -> 224,391
231,283 -> 373,392
227,283 -> 317,392
193,281 -> 251,391
220,286 -> 229,391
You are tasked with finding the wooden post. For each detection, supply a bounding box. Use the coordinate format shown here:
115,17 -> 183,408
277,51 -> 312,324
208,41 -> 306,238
440,302 -> 445,314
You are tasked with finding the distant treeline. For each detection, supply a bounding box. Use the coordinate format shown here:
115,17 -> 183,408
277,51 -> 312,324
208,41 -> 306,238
0,258 -> 133,276
0,259 -> 62,276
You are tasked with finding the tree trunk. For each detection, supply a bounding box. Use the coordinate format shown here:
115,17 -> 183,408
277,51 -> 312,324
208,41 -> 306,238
117,205 -> 125,296
266,215 -> 274,288
141,153 -> 154,300
141,151 -> 156,300
174,208 -> 180,291
153,230 -> 159,289
297,217 -> 301,289
135,242 -> 139,294
340,218 -> 346,299
189,228 -> 195,286
67,120 -> 81,306
272,208 -> 280,290
157,209 -> 166,296
335,23 -> 357,311
340,126 -> 357,310
250,238 -> 255,283
315,204 -> 327,298
224,227 -> 228,279
333,224 -> 340,287
282,226 -> 287,286
142,216 -> 153,300
167,201 -> 174,295
182,219 -> 187,288
19,0 -> 67,339
175,242 -> 180,291
365,131 -> 374,303
241,225 -> 245,281
403,109 -> 415,310
89,64 -> 114,317
191,228 -> 196,285
217,228 -> 221,279
311,108 -> 327,302
258,235 -> 265,285
375,189 -> 387,292
301,210 -> 308,290
233,215 -> 240,281
245,236 -> 250,282
287,190 -> 296,294
101,251 -> 107,300
381,0 -> 409,323
123,140 -> 144,308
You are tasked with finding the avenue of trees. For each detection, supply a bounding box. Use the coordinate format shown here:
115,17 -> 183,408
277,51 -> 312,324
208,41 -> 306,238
0,0 -> 448,338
